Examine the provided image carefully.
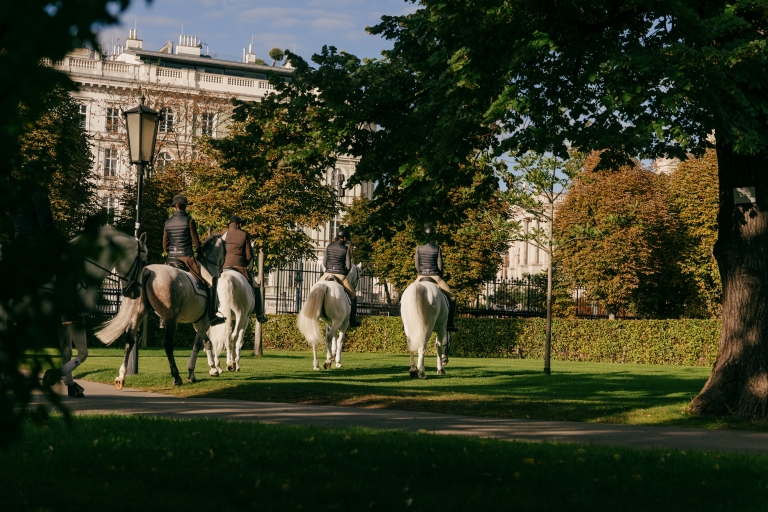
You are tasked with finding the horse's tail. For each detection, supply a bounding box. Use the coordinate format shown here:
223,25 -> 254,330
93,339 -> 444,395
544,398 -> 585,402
402,281 -> 431,353
208,271 -> 233,354
297,283 -> 327,347
95,268 -> 149,345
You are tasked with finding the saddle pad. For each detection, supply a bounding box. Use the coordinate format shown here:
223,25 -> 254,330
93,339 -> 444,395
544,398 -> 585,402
182,271 -> 208,298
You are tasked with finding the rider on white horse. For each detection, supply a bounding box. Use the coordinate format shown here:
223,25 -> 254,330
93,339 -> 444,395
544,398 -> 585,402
415,225 -> 458,332
162,195 -> 226,327
318,228 -> 361,327
221,215 -> 268,323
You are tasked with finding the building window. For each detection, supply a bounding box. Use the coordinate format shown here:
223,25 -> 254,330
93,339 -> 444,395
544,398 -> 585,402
157,152 -> 173,167
535,220 -> 540,264
79,104 -> 88,130
328,214 -> 342,242
331,168 -> 346,198
201,112 -> 214,136
523,219 -> 529,265
101,196 -> 117,223
159,108 -> 174,133
106,107 -> 119,133
104,148 -> 118,177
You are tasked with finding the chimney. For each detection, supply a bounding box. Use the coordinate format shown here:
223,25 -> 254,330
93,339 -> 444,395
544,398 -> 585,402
125,28 -> 143,50
176,35 -> 201,56
244,43 -> 259,64
158,40 -> 173,54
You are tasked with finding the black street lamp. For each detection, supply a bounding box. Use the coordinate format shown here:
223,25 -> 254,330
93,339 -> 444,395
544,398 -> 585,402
122,94 -> 158,376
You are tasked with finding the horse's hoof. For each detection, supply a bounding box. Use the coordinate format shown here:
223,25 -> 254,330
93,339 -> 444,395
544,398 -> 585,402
235,366 -> 241,372
442,357 -> 449,366
187,376 -> 196,384
324,361 -> 331,370
114,378 -> 124,390
335,363 -> 342,369
173,378 -> 183,386
43,369 -> 61,387
227,365 -> 235,372
409,370 -> 418,379
418,372 -> 427,380
313,366 -> 320,371
437,369 -> 446,375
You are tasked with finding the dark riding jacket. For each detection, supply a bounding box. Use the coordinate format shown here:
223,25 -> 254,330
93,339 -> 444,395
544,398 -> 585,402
324,240 -> 351,275
162,210 -> 201,257
415,242 -> 443,276
223,224 -> 253,268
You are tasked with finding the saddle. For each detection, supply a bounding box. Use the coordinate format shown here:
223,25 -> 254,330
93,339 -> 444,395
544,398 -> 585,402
325,275 -> 342,284
417,276 -> 437,284
167,257 -> 189,271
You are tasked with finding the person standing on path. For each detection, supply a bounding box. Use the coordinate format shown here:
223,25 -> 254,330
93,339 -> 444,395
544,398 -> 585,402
162,195 -> 226,326
222,215 -> 268,323
415,224 -> 458,332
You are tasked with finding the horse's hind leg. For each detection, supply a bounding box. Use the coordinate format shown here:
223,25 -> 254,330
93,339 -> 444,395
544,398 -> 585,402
417,346 -> 427,379
334,330 -> 346,369
61,322 -> 89,394
409,351 -> 418,378
163,321 -> 182,386
312,343 -> 320,371
323,325 -> 333,370
234,328 -> 244,372
187,322 -> 208,383
435,327 -> 447,375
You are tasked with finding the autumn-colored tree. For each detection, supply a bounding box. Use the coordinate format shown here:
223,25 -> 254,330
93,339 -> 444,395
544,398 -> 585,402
554,154 -> 679,318
666,150 -> 721,318
17,87 -> 97,239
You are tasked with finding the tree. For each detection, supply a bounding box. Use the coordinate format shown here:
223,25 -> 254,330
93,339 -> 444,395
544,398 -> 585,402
0,0 -> 139,445
355,1 -> 768,418
504,150 -> 584,374
17,87 -> 98,239
269,48 -> 285,66
554,155 -> 680,318
666,150 -> 721,318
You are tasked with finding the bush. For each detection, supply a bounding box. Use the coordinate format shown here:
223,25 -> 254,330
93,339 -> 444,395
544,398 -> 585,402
89,314 -> 721,367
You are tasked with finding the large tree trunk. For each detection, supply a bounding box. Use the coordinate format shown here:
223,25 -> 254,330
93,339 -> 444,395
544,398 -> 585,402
690,142 -> 768,419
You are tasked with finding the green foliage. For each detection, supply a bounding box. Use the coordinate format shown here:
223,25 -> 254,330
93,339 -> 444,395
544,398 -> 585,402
667,150 -> 721,318
17,87 -> 97,239
268,47 -> 285,66
0,0 -> 136,446
133,314 -> 720,367
554,155 -> 680,317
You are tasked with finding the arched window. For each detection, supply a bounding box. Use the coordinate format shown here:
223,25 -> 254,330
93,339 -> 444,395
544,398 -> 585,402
159,107 -> 174,133
157,152 -> 173,167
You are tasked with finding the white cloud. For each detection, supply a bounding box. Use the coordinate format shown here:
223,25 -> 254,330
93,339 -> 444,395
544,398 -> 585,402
310,17 -> 356,31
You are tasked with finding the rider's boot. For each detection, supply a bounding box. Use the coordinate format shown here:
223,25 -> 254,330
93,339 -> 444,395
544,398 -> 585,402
348,298 -> 362,328
208,276 -> 226,327
252,285 -> 268,323
447,300 -> 458,332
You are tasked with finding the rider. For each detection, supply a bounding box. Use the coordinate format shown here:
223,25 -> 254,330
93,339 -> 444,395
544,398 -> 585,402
415,225 -> 458,332
16,179 -> 86,397
222,215 -> 268,324
319,228 -> 361,327
162,194 -> 226,326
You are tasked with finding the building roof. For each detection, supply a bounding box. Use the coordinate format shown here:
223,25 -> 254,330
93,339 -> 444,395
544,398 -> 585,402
124,49 -> 294,79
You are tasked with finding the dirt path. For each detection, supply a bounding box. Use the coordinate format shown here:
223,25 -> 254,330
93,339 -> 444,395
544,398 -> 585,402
39,379 -> 768,454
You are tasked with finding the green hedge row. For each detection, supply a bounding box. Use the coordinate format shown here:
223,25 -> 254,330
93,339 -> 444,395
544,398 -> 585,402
89,314 -> 721,367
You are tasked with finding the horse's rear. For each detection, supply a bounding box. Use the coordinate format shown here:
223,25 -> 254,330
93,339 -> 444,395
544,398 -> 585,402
207,269 -> 253,374
401,280 -> 450,378
297,280 -> 351,370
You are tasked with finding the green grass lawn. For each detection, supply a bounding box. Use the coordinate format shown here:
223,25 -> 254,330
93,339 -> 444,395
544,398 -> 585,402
57,347 -> 768,431
3,415 -> 766,512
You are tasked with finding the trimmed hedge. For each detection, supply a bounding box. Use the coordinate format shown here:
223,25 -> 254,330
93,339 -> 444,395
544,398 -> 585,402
89,314 -> 721,367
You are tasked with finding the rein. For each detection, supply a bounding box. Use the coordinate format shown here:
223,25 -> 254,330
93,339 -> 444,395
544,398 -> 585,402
84,238 -> 146,293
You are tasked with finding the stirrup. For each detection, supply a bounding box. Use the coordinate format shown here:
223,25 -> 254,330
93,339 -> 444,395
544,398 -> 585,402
256,315 -> 269,324
67,383 -> 85,398
209,314 -> 226,327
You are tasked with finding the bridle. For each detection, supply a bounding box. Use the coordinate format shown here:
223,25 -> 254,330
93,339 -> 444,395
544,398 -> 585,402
85,238 -> 147,295
198,234 -> 226,274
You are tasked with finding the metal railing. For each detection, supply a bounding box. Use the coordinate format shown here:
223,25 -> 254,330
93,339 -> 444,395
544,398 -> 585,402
573,288 -> 635,319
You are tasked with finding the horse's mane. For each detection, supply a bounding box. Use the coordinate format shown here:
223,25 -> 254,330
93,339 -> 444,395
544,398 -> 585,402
200,234 -> 221,253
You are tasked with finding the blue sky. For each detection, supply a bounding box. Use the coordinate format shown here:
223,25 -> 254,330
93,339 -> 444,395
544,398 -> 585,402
100,0 -> 417,62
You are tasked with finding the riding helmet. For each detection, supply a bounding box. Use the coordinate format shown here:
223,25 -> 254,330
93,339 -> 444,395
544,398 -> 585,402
424,224 -> 436,236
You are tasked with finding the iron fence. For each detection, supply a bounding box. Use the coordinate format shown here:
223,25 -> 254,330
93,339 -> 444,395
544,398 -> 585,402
573,288 -> 635,319
458,276 -> 545,317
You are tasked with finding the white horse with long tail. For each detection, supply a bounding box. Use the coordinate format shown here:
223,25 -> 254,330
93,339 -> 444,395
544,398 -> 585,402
95,234 -> 226,388
41,225 -> 148,396
206,268 -> 254,374
297,270 -> 353,370
400,277 -> 451,378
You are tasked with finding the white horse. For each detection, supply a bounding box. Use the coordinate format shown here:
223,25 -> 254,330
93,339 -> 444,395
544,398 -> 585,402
206,269 -> 254,375
42,225 -> 147,396
400,277 -> 451,379
95,234 -> 227,388
297,275 -> 351,370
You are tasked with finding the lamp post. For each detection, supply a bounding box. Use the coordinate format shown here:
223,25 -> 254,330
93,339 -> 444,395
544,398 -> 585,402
123,94 -> 159,376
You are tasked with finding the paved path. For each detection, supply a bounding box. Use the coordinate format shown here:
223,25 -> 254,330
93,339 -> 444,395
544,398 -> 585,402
39,379 -> 768,454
